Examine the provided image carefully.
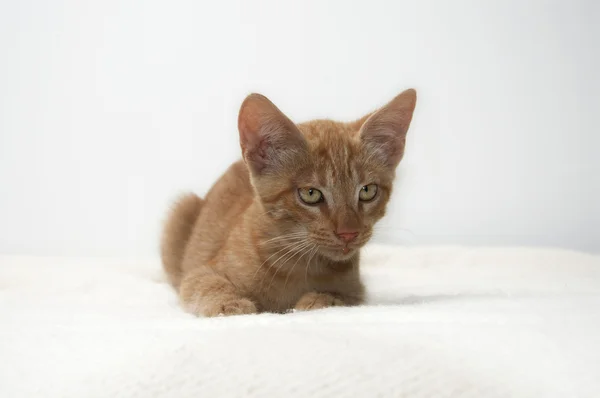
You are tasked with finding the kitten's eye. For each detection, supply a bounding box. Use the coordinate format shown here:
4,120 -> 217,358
359,184 -> 378,201
298,187 -> 324,205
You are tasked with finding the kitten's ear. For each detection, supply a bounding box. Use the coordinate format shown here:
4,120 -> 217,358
359,89 -> 417,168
238,93 -> 307,174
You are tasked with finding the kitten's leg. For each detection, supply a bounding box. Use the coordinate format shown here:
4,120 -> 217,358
179,266 -> 257,317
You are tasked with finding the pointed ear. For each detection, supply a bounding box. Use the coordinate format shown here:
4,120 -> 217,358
359,89 -> 417,168
238,93 -> 308,175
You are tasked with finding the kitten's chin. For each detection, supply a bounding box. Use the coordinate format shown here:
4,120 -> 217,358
317,246 -> 359,262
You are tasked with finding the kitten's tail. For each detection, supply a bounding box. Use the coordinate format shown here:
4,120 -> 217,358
160,193 -> 204,289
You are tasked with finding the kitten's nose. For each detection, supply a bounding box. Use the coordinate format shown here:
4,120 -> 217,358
335,230 -> 359,243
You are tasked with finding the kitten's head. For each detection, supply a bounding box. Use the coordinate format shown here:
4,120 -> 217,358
238,90 -> 416,261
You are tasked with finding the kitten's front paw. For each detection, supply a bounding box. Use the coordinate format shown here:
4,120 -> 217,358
294,292 -> 344,311
186,297 -> 258,317
218,298 -> 258,316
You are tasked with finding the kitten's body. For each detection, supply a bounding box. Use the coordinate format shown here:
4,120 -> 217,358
161,91 -> 416,316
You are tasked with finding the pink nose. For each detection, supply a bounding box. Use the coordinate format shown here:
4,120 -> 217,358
336,231 -> 359,243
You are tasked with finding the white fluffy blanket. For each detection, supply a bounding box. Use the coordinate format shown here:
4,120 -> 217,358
1,245 -> 599,397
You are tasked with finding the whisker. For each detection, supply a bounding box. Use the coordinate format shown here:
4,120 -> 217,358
260,232 -> 307,246
252,240 -> 304,281
306,245 -> 319,275
264,240 -> 311,293
283,243 -> 314,292
304,244 -> 317,286
260,238 -> 306,248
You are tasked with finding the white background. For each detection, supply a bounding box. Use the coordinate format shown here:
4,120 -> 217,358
1,0 -> 598,256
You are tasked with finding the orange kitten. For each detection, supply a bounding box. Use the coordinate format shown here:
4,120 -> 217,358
161,89 -> 417,316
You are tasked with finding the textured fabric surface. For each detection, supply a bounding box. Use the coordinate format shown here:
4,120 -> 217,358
1,245 -> 599,397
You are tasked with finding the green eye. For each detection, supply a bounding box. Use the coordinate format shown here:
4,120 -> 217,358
359,184 -> 378,201
298,187 -> 323,205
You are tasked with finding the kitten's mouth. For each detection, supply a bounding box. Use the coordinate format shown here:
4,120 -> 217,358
317,243 -> 360,260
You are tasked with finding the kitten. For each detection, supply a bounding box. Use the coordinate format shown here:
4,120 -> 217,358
161,89 -> 417,316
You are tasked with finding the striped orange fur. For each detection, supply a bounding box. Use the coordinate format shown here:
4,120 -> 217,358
161,89 -> 417,316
